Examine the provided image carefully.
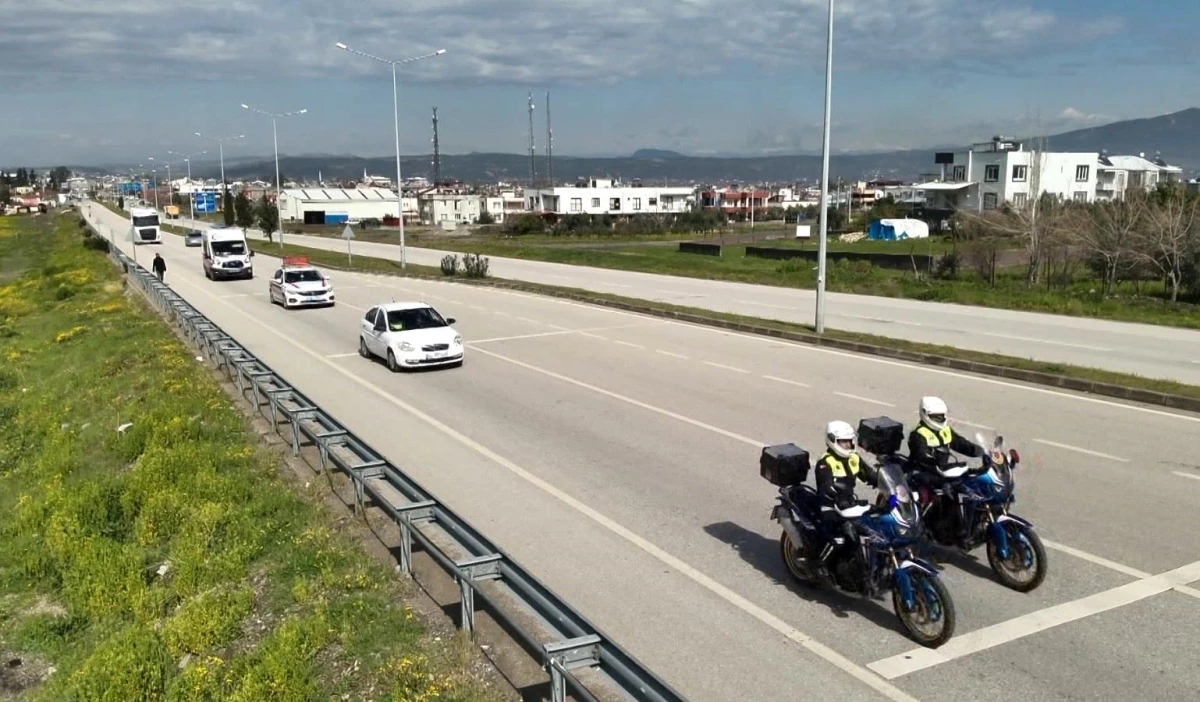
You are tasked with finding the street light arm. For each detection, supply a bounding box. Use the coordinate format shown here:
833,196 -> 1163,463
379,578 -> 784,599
335,41 -> 446,66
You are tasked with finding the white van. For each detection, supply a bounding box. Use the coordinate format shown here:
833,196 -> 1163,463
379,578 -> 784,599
201,227 -> 254,280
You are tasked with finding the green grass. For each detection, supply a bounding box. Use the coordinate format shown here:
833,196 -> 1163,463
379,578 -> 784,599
0,213 -> 498,701
241,236 -> 1200,402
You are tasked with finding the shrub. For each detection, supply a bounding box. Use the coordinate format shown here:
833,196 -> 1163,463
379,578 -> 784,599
462,252 -> 490,279
163,586 -> 255,657
62,624 -> 173,701
440,254 -> 459,276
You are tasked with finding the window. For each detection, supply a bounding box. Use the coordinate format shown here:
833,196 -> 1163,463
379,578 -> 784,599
952,165 -> 966,181
591,198 -> 600,207
610,198 -> 620,211
385,307 -> 449,331
570,197 -> 582,212
1073,191 -> 1088,202
649,197 -> 658,206
632,198 -> 641,210
364,307 -> 378,324
983,193 -> 998,210
1011,165 -> 1027,182
1075,165 -> 1090,181
1012,193 -> 1028,207
984,165 -> 999,182
284,269 -> 323,283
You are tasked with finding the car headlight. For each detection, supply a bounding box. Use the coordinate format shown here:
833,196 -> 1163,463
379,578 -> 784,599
398,341 -> 414,352
453,335 -> 462,345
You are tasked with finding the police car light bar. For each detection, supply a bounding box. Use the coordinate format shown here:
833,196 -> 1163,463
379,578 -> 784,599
282,255 -> 310,268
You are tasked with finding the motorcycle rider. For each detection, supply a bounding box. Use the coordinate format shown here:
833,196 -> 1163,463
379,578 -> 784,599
907,396 -> 985,544
813,420 -> 879,588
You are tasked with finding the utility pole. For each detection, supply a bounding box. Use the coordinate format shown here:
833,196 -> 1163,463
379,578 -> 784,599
527,92 -> 537,187
546,91 -> 554,187
431,107 -> 441,184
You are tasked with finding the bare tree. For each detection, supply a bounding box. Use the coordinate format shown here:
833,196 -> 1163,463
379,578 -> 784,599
1135,184 -> 1200,302
1076,189 -> 1149,295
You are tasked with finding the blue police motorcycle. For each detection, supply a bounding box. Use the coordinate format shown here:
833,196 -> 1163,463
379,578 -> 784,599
761,426 -> 956,648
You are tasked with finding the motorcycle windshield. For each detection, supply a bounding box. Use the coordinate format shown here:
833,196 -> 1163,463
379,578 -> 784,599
877,462 -> 920,526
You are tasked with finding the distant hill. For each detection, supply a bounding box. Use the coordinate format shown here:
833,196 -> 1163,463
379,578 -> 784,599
105,108 -> 1200,185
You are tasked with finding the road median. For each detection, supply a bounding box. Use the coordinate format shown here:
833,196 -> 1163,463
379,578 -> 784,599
250,238 -> 1200,414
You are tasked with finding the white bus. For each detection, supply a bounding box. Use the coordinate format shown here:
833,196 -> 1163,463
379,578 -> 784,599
130,207 -> 161,244
202,226 -> 255,280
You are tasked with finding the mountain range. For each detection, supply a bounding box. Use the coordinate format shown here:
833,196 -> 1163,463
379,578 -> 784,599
94,108 -> 1200,185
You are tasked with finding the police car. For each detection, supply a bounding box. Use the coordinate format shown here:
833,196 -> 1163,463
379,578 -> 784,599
268,256 -> 335,309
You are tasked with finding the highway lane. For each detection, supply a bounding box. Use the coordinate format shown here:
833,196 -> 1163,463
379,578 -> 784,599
90,206 -> 1200,702
175,214 -> 1200,386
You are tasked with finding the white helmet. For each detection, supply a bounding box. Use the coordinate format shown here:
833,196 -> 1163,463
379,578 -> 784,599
919,396 -> 948,432
825,420 -> 857,459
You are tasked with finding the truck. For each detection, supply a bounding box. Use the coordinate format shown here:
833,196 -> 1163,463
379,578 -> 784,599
202,226 -> 254,280
129,207 -> 161,244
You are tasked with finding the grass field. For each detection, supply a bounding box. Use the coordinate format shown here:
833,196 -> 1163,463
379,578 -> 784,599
0,212 -> 499,701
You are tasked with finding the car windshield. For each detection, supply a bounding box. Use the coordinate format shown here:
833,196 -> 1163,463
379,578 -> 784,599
212,240 -> 246,255
385,307 -> 447,331
284,270 -> 323,283
132,215 -> 159,226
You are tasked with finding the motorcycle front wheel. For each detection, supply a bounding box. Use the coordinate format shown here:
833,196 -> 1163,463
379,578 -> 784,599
892,570 -> 956,648
987,521 -> 1048,592
779,531 -> 818,586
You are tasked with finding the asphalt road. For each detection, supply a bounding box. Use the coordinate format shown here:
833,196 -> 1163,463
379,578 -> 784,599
91,205 -> 1200,702
176,215 -> 1200,386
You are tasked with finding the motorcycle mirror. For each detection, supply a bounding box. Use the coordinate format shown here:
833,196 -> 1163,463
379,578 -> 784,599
1009,448 -> 1020,465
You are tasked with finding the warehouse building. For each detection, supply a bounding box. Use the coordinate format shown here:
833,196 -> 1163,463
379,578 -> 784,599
277,187 -> 418,225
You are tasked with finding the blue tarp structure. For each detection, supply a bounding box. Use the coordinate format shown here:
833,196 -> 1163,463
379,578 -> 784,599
868,218 -> 930,241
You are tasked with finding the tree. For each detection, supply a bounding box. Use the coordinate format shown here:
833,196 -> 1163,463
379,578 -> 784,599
1136,184 -> 1200,302
222,186 -> 235,226
256,193 -> 279,242
234,191 -> 255,233
1076,189 -> 1149,295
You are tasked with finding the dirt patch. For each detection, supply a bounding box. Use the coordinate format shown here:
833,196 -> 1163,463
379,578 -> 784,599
27,597 -> 66,619
0,651 -> 54,698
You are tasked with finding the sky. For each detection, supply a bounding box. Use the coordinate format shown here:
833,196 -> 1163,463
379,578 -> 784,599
0,0 -> 1197,168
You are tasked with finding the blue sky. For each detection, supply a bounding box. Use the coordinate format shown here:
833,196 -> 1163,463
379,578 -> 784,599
0,0 -> 1195,168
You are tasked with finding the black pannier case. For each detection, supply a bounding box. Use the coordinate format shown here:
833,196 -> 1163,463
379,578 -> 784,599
760,443 -> 811,486
857,417 -> 905,456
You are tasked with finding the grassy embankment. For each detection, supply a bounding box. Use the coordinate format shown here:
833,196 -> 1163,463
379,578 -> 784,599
243,237 -> 1200,403
0,212 -> 498,700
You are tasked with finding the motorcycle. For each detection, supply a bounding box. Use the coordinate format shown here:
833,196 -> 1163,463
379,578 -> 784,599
912,431 -> 1048,592
761,443 -> 956,648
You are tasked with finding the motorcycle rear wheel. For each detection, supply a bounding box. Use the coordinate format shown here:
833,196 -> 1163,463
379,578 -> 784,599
779,531 -> 818,585
987,521 -> 1048,592
892,570 -> 956,648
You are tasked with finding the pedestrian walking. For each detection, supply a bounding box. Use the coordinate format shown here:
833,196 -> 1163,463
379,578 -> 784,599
152,252 -> 166,282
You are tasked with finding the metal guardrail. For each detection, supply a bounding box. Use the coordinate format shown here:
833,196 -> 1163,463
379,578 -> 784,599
103,238 -> 688,702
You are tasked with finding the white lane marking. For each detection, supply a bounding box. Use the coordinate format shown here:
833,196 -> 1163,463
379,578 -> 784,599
468,324 -> 652,345
221,293 -> 261,298
1173,471 -> 1200,482
470,347 -> 764,447
763,375 -> 811,388
1034,439 -> 1129,463
612,339 -> 645,350
834,392 -> 895,408
978,330 -> 1112,352
579,332 -> 609,341
704,361 -> 750,374
165,276 -> 919,702
656,349 -> 689,360
488,289 -> 1200,425
868,560 -> 1200,680
1040,539 -> 1149,580
327,352 -> 359,358
950,418 -> 994,431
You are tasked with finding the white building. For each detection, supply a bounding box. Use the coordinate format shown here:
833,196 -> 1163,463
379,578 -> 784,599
526,178 -> 694,216
1095,153 -> 1185,201
277,187 -> 417,225
419,193 -> 485,226
482,190 -> 526,224
920,136 -> 1098,211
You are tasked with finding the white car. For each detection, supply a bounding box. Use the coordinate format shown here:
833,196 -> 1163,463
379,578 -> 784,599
359,302 -> 464,371
269,257 -> 335,309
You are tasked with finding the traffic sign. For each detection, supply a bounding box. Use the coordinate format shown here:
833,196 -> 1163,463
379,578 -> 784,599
341,224 -> 356,240
193,192 -> 218,213
342,224 -> 355,266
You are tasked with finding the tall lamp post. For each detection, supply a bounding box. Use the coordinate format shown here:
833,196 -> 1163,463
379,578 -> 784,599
241,103 -> 307,249
336,41 -> 446,268
169,149 -> 208,222
195,132 -> 245,222
814,0 -> 835,334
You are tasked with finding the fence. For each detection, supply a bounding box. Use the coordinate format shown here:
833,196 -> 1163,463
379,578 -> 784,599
102,236 -> 688,702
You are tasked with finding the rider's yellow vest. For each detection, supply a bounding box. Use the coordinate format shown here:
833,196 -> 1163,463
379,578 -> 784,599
917,424 -> 954,447
823,452 -> 861,478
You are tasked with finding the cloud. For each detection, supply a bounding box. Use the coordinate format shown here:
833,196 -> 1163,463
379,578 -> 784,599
0,0 -> 1125,86
1057,107 -> 1113,125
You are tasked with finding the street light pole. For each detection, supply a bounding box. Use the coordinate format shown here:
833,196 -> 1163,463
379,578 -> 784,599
242,104 -> 307,249
195,133 -> 245,222
336,41 -> 446,269
168,149 -> 207,223
814,0 -> 835,334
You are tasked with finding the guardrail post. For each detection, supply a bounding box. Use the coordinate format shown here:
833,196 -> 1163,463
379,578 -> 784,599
454,554 -> 503,639
394,500 -> 436,575
288,408 -> 317,456
543,635 -> 602,702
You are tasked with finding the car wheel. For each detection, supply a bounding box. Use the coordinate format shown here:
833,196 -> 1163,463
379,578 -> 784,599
386,349 -> 400,372
359,337 -> 370,358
